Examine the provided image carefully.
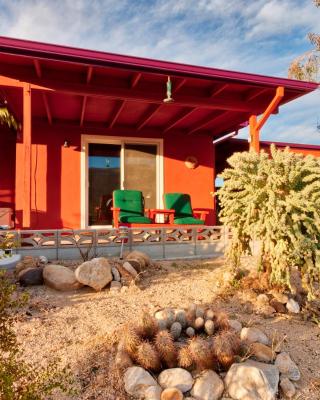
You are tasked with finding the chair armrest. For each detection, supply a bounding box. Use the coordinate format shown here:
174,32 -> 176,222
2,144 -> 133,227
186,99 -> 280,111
111,207 -> 121,228
149,209 -> 175,224
193,208 -> 210,222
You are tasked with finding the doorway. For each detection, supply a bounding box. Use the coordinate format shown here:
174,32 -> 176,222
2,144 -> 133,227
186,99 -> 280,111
81,136 -> 163,228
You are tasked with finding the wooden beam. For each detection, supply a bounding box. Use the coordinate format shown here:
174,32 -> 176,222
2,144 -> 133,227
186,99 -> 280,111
86,66 -> 93,84
130,72 -> 141,88
210,83 -> 229,97
0,75 -> 52,91
164,108 -> 197,132
246,87 -> 270,102
173,78 -> 186,94
33,59 -> 42,78
109,100 -> 126,128
80,96 -> 87,127
137,104 -> 161,130
32,60 -> 53,125
187,111 -> 226,135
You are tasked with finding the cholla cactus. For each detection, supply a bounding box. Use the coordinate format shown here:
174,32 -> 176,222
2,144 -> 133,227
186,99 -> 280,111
217,146 -> 320,298
155,330 -> 177,368
135,341 -> 161,371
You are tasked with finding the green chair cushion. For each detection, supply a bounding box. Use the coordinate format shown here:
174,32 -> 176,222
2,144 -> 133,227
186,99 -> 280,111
119,215 -> 153,224
113,189 -> 144,218
163,193 -> 193,217
174,216 -> 205,225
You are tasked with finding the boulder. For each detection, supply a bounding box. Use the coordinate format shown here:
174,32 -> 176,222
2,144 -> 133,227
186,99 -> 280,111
270,299 -> 287,313
255,305 -> 276,317
240,327 -> 269,345
122,261 -> 139,278
145,385 -> 162,400
191,369 -> 224,400
286,299 -> 300,314
256,294 -> 270,306
161,388 -> 183,400
124,366 -> 159,398
15,255 -> 38,274
126,250 -> 151,268
225,360 -> 279,400
270,291 -> 289,304
18,267 -> 44,286
275,352 -> 300,381
110,280 -> 122,291
229,319 -> 242,333
43,264 -> 83,291
250,342 -> 274,363
111,266 -> 121,282
280,377 -> 296,398
158,368 -> 193,393
75,257 -> 112,291
39,255 -> 48,264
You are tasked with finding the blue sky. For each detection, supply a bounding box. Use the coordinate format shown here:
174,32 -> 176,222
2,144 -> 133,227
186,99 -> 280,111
0,0 -> 319,144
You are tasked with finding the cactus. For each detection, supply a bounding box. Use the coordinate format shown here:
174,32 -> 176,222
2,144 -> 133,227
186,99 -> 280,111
195,306 -> 205,319
115,349 -> 133,371
214,311 -> 230,331
123,325 -> 142,356
186,327 -> 195,338
154,330 -> 177,368
175,309 -> 187,328
204,319 -> 215,336
137,310 -> 159,339
205,308 -> 215,320
178,346 -> 193,369
194,317 -> 205,331
135,341 -> 162,371
155,308 -> 175,328
214,330 -> 241,370
187,336 -> 215,371
170,322 -> 182,340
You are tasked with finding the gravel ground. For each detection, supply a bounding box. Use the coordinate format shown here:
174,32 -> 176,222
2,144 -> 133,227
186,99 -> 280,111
14,257 -> 320,399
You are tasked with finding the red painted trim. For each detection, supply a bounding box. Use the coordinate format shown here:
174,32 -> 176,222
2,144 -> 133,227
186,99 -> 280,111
232,138 -> 320,151
0,36 -> 317,92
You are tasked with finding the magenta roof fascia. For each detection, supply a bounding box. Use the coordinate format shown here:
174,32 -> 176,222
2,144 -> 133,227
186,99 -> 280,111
0,36 -> 318,93
232,138 -> 320,150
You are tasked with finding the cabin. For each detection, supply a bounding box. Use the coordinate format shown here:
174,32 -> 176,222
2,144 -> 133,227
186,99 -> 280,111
0,36 -> 318,231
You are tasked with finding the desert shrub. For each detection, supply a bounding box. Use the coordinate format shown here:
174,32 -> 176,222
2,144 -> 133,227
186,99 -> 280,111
0,272 -> 76,399
217,145 -> 320,298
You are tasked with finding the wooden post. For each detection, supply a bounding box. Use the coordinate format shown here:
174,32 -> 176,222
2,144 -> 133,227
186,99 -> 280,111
249,115 -> 259,152
15,83 -> 32,228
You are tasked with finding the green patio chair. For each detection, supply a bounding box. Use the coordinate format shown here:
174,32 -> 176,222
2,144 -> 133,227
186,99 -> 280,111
163,193 -> 209,225
112,189 -> 153,227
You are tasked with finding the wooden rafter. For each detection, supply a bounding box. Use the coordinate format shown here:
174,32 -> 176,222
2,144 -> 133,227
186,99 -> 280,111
187,110 -> 226,135
109,100 -> 126,128
209,83 -> 229,97
137,104 -> 161,130
173,78 -> 186,94
164,107 -> 196,133
33,59 -> 52,125
130,72 -> 141,88
246,87 -> 270,102
80,66 -> 94,126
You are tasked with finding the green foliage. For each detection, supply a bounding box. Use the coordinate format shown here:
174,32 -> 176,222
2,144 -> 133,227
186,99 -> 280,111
0,107 -> 19,131
217,146 -> 320,298
0,272 -> 76,399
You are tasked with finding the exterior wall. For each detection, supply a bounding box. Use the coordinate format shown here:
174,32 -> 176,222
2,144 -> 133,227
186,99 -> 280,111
15,125 -> 215,229
0,127 -> 16,210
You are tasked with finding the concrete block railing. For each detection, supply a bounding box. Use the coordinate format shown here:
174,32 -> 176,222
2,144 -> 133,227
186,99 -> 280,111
0,226 -> 231,261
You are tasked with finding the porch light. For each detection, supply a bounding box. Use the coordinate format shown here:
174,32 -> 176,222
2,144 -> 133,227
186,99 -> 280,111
163,76 -> 174,103
63,139 -> 70,148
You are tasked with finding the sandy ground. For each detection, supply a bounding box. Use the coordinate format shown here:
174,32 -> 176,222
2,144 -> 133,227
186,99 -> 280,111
13,258 -> 320,399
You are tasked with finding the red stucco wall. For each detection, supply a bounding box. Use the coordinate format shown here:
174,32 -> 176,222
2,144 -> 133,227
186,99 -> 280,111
0,127 -> 16,209
14,126 -> 215,229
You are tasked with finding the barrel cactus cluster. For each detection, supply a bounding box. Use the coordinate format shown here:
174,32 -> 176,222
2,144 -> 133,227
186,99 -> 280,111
115,304 -> 242,374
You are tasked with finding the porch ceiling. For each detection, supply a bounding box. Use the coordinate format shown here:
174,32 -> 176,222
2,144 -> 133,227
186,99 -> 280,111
0,36 -> 317,138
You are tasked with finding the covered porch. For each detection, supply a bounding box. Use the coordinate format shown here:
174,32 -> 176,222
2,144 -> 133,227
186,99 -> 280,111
0,36 -> 317,230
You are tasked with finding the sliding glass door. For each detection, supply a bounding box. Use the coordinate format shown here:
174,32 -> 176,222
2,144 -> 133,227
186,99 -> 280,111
87,140 -> 160,226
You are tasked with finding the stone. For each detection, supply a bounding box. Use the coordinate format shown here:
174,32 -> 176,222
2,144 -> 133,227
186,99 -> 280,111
286,299 -> 300,314
250,342 -> 274,363
191,369 -> 224,400
289,269 -> 304,295
225,360 -> 279,400
43,264 -> 83,291
161,387 -> 183,400
280,377 -> 296,398
240,327 -> 270,345
126,250 -> 151,268
39,255 -> 48,264
18,267 -> 44,286
186,327 -> 195,337
145,385 -> 162,400
270,298 -> 287,313
122,261 -> 139,278
243,301 -> 254,314
229,319 -> 242,333
204,319 -> 215,335
75,257 -> 112,291
270,291 -> 289,304
155,308 -> 175,328
275,352 -> 300,381
158,368 -> 193,393
124,366 -> 158,398
15,256 -> 38,274
110,280 -> 122,291
256,294 -> 270,306
170,322 -> 182,340
256,305 -> 276,317
111,266 -> 121,282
